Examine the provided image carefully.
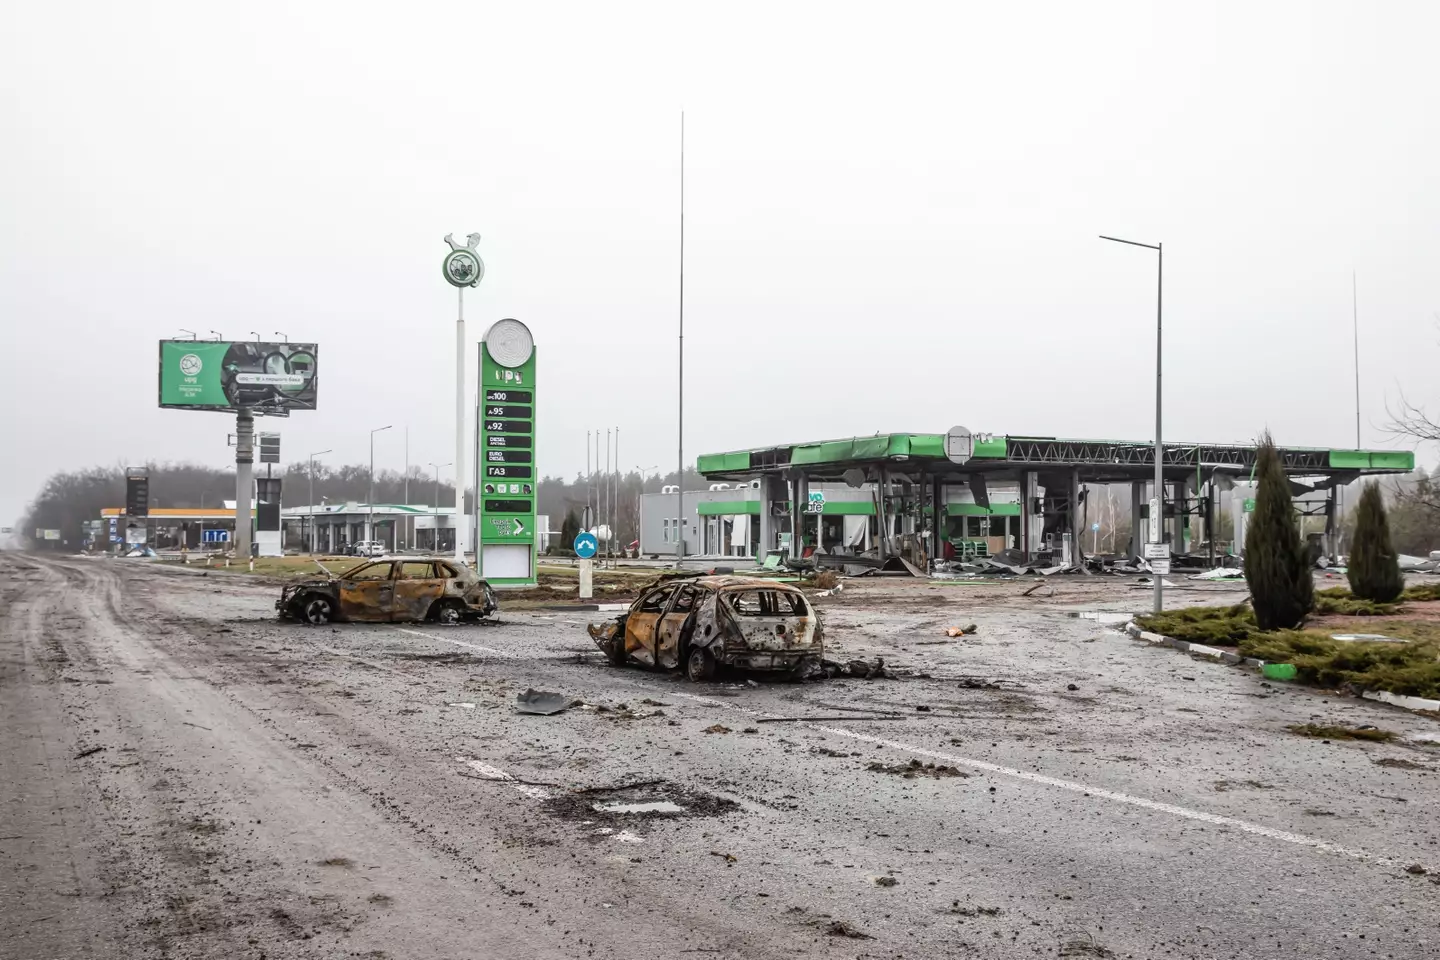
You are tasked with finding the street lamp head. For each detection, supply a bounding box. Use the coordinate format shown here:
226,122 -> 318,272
374,425 -> 393,434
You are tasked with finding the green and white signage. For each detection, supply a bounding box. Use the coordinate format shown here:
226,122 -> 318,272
478,318 -> 537,586
158,340 -> 318,414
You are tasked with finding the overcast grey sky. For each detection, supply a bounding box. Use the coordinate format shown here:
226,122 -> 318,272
3,1 -> 1438,524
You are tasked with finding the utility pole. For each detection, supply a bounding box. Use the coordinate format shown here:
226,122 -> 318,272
1100,234 -> 1164,614
308,448 -> 332,553
235,410 -> 254,560
429,462 -> 450,552
676,111 -> 686,567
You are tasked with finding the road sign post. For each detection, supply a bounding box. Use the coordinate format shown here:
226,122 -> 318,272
574,531 -> 598,600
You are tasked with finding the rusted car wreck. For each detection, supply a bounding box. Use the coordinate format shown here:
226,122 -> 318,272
588,575 -> 823,681
277,557 -> 498,625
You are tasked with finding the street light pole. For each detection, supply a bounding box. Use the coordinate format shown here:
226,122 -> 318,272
369,425 -> 392,543
308,448 -> 332,553
1100,234 -> 1164,614
429,462 -> 451,552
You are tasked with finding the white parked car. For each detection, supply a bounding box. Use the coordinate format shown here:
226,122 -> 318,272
349,540 -> 386,557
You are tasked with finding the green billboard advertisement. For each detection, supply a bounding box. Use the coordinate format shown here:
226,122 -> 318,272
158,340 -> 319,414
477,319 -> 536,586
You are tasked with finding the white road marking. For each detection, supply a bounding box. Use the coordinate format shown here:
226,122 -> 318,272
463,759 -> 513,780
393,627 -> 509,656
662,691 -> 1390,867
453,757 -> 642,839
315,646 -> 416,678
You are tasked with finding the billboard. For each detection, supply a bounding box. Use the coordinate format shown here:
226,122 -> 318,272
158,341 -> 318,414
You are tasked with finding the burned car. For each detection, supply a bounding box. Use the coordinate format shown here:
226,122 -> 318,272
277,557 -> 498,625
588,575 -> 822,681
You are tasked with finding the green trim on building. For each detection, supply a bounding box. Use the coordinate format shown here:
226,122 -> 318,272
697,500 -> 761,516
819,501 -> 874,516
946,503 -> 1021,516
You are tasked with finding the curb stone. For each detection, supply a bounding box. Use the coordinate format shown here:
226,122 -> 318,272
1123,621 -> 1440,716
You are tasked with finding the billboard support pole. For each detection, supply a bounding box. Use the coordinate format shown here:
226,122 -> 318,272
455,286 -> 467,566
235,409 -> 254,560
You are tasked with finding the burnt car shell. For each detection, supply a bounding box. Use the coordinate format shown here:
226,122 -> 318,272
588,575 -> 822,680
277,557 -> 498,625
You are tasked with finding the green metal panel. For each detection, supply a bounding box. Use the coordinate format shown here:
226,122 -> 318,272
696,500 -> 761,516
793,440 -> 854,465
1328,450 -> 1372,469
1328,449 -> 1414,470
973,436 -> 1008,458
1367,451 -> 1414,470
909,434 -> 947,458
852,436 -> 891,459
696,451 -> 751,473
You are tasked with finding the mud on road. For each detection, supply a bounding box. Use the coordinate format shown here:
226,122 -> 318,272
4,552 -> 1440,959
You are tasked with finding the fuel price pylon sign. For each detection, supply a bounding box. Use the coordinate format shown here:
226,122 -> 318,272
477,318 -> 537,585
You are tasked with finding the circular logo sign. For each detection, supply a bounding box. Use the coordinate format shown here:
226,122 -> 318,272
443,249 -> 484,288
179,353 -> 203,376
484,318 -> 534,368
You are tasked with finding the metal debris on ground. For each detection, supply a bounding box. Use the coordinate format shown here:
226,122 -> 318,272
703,724 -> 731,734
815,657 -> 893,680
867,759 -> 967,779
944,624 -> 978,637
823,920 -> 872,939
515,689 -> 575,715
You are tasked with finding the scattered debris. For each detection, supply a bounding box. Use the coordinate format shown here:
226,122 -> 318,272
74,746 -> 106,760
515,689 -> 574,715
866,759 -> 968,779
447,702 -> 477,709
1058,932 -> 1116,958
703,724 -> 732,734
944,624 -> 978,637
1374,757 -> 1431,770
824,920 -> 872,940
947,903 -> 1003,917
1405,863 -> 1428,875
1287,723 -> 1395,743
873,876 -> 898,887
709,851 -> 737,864
1066,683 -> 1079,691
955,677 -> 1008,690
817,657 -> 893,680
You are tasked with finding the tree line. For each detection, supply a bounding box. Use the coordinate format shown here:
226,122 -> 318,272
15,461 -> 711,549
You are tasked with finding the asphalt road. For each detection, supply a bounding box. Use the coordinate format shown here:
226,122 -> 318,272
4,552 -> 1440,959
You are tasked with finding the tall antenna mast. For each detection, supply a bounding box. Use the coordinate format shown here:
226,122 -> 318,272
676,111 -> 685,566
1352,270 -> 1361,447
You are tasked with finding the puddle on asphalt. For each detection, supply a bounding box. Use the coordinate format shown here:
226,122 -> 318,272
593,800 -> 686,814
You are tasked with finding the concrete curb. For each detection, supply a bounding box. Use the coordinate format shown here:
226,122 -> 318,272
1122,621 -> 1262,667
1123,621 -> 1440,716
537,602 -> 630,613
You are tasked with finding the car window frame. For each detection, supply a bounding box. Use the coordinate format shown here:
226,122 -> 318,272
637,584 -> 678,613
398,561 -> 437,581
345,561 -> 395,582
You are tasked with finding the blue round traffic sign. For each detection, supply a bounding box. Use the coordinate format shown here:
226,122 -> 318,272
574,531 -> 598,559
